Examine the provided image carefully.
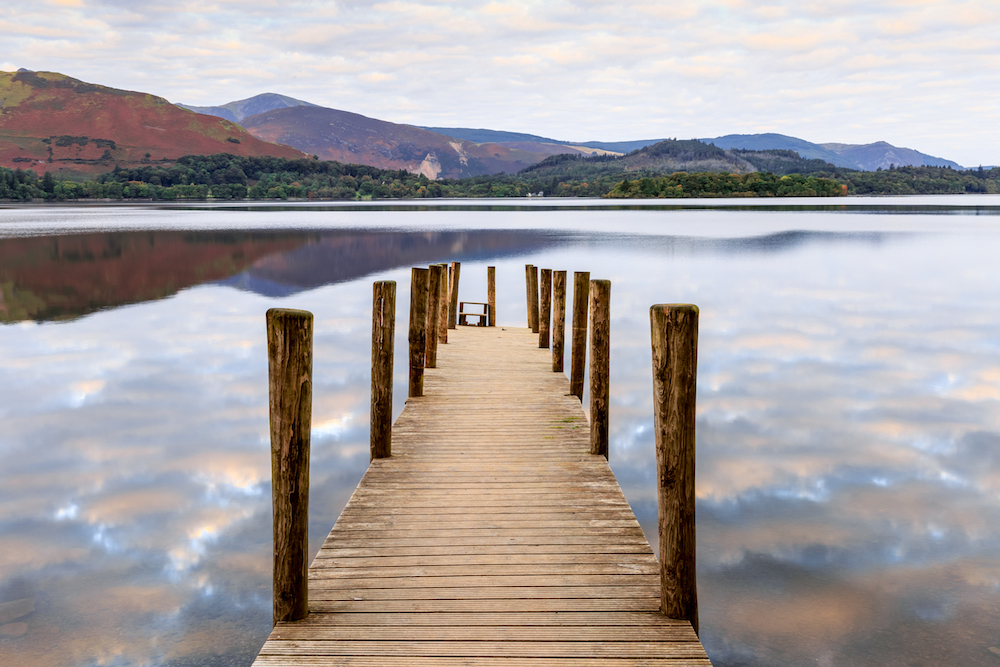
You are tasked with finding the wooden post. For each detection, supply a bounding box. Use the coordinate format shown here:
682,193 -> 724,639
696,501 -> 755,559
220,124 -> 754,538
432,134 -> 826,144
487,266 -> 496,327
539,269 -> 552,348
437,264 -> 449,344
650,304 -> 699,635
425,265 -> 442,368
266,308 -> 312,625
370,281 -> 395,460
589,280 -> 610,458
529,266 -> 539,333
448,261 -> 461,329
525,265 -> 535,330
569,271 -> 590,400
407,268 -> 429,397
552,270 -> 567,372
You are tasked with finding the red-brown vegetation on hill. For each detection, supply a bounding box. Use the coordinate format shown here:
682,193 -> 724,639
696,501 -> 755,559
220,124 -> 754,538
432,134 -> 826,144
0,71 -> 307,177
241,106 -> 586,179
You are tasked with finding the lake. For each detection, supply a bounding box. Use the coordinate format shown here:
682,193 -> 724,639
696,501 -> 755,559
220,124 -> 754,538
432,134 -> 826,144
1,196 -> 999,666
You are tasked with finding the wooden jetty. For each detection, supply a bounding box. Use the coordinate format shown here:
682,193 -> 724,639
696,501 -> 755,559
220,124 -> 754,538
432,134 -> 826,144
255,316 -> 711,666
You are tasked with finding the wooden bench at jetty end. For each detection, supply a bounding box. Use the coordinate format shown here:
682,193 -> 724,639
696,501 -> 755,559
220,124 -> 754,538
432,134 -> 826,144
458,301 -> 490,326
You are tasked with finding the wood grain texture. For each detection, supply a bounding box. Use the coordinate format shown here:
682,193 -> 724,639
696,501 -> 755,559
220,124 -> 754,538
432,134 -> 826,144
426,265 -> 443,368
448,262 -> 461,329
253,324 -> 710,665
488,266 -> 497,327
266,308 -> 313,624
570,271 -> 590,400
588,280 -> 610,459
438,264 -> 454,345
539,268 -> 552,349
650,305 -> 699,635
370,281 -> 395,459
407,268 -> 428,398
552,270 -> 567,373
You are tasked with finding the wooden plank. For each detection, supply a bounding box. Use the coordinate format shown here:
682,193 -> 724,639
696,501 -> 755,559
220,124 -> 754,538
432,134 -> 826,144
252,325 -> 710,666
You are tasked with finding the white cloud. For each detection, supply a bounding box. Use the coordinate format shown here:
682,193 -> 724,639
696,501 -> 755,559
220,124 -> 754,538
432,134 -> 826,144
1,0 -> 998,165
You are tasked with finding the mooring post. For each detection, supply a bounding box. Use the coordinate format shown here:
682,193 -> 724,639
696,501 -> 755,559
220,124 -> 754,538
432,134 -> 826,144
529,266 -> 540,333
650,303 -> 699,635
407,268 -> 429,397
437,264 -> 449,344
487,266 -> 496,327
426,265 -> 443,368
589,280 -> 610,458
552,270 -> 567,372
524,265 -> 535,329
569,271 -> 590,400
539,269 -> 552,349
266,307 -> 312,625
371,281 -> 395,460
448,261 -> 461,329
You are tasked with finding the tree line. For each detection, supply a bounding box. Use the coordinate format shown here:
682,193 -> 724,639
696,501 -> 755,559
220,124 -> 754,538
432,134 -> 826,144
3,153 -> 1000,202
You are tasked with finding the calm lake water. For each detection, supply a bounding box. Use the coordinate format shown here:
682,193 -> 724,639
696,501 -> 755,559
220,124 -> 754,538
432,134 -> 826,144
2,196 -> 1000,666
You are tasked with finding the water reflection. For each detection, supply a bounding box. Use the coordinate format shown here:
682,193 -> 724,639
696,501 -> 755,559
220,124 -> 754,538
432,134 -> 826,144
1,204 -> 1000,666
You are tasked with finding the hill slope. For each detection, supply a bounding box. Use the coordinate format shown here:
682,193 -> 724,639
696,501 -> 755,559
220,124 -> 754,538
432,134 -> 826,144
240,106 -> 585,178
706,133 -> 961,170
0,71 -> 306,176
178,93 -> 317,124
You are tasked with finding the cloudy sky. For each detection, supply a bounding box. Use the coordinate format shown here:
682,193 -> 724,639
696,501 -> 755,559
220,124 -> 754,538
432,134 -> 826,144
2,0 -> 998,167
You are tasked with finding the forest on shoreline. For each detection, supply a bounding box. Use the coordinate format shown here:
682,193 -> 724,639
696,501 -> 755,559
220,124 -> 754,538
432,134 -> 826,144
3,150 -> 1000,202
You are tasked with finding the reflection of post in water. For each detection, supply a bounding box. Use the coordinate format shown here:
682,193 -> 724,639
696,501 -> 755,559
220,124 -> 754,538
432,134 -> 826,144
266,308 -> 312,624
650,303 -> 699,635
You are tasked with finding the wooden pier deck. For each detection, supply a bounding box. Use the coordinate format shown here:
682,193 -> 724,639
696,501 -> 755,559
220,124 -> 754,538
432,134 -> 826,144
253,325 -> 712,666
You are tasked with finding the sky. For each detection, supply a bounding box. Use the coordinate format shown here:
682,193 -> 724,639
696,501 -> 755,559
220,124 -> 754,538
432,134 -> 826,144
2,0 -> 998,167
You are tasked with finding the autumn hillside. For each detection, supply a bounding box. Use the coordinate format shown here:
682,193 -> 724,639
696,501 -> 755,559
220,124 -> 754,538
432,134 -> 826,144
0,70 -> 306,176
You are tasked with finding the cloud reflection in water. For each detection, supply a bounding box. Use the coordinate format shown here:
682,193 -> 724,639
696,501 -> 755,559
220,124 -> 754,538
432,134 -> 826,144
0,209 -> 999,666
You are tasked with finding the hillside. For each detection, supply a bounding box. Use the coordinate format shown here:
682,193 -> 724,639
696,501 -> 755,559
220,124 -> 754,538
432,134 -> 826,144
706,133 -> 962,170
240,105 -> 583,179
178,93 -> 317,124
0,70 -> 306,176
419,126 -> 662,156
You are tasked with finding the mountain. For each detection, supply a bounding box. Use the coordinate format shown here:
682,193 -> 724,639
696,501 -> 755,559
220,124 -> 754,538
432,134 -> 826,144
239,105 -> 592,178
419,126 -> 663,155
705,133 -> 962,171
0,71 -> 307,176
177,93 -> 317,124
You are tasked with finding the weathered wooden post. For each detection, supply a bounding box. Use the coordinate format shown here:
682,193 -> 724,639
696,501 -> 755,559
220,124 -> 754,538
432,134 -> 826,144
569,271 -> 590,400
266,307 -> 312,625
448,261 -> 461,329
552,270 -> 567,372
425,265 -> 443,368
529,266 -> 540,333
437,264 -> 449,344
539,269 -> 552,349
407,268 -> 429,397
589,280 -> 610,458
524,265 -> 535,330
370,281 -> 395,460
487,266 -> 496,327
650,304 -> 699,635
